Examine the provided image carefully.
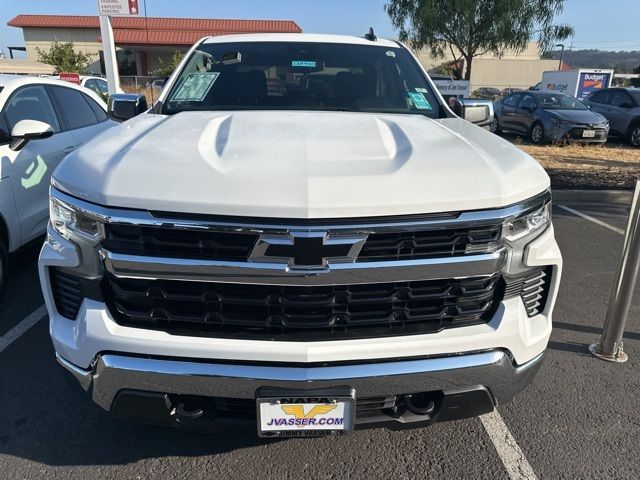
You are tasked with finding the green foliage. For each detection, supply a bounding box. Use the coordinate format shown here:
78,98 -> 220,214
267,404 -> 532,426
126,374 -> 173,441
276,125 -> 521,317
36,41 -> 93,73
385,0 -> 574,80
430,61 -> 462,79
151,51 -> 185,77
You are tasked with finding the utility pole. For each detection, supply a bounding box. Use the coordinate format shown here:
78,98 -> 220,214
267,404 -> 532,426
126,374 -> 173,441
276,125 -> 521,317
555,44 -> 565,70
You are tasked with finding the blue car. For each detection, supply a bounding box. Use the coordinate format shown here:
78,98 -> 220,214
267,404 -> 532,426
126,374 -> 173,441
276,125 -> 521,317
493,91 -> 610,144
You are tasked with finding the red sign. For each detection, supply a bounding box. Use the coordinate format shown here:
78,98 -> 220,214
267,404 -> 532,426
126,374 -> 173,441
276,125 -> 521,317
59,72 -> 81,85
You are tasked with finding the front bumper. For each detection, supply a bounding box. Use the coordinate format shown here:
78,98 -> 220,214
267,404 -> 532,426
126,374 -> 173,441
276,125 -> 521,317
548,122 -> 609,143
57,349 -> 543,430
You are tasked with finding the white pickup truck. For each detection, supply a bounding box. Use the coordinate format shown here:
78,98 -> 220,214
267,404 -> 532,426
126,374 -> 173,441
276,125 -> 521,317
39,33 -> 562,437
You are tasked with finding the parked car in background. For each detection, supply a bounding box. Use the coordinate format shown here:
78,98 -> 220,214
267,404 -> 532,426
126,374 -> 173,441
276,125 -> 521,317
472,87 -> 502,101
501,87 -> 522,96
582,88 -> 640,147
59,75 -> 124,95
81,76 -> 108,95
150,78 -> 166,95
493,91 -> 609,144
0,74 -> 116,294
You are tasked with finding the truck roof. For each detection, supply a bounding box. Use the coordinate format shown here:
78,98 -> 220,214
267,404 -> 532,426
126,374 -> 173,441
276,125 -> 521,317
202,33 -> 401,48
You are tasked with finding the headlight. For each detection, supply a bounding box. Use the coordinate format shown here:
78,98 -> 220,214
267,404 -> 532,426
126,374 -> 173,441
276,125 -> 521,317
504,202 -> 550,242
50,197 -> 101,239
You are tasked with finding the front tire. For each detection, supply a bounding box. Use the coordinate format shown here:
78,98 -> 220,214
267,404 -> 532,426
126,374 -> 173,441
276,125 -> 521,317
490,116 -> 502,135
530,122 -> 545,144
629,123 -> 640,148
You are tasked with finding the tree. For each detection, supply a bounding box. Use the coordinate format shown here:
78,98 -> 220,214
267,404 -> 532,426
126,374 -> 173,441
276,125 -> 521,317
385,0 -> 574,80
430,60 -> 464,79
36,41 -> 93,73
151,51 -> 185,77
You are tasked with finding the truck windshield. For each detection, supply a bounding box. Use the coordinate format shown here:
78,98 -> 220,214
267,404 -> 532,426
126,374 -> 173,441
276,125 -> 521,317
537,93 -> 588,110
162,42 -> 441,118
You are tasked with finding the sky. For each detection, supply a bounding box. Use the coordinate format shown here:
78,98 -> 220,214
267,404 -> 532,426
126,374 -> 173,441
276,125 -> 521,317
0,0 -> 639,58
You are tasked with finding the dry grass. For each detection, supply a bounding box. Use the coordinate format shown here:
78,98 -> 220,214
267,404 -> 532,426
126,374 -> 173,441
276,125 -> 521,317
506,134 -> 640,189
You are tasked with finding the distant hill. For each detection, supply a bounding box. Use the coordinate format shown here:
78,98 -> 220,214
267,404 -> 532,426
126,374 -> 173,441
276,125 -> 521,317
543,49 -> 640,73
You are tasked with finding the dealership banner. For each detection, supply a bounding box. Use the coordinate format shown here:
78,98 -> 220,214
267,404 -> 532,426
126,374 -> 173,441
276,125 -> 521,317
432,79 -> 471,98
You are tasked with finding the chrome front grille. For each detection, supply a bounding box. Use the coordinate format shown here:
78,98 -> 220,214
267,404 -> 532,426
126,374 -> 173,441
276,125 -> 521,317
49,187 -> 554,339
102,222 -> 503,263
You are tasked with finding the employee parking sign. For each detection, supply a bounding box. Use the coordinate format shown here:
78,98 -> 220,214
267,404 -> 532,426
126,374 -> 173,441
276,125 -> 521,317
97,0 -> 139,16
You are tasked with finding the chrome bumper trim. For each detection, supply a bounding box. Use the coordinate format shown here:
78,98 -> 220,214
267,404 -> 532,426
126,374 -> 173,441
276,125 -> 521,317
50,187 -> 550,233
102,249 -> 507,285
57,350 -> 544,411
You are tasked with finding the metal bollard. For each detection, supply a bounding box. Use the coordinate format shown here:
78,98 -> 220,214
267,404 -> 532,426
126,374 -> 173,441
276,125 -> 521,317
589,180 -> 640,363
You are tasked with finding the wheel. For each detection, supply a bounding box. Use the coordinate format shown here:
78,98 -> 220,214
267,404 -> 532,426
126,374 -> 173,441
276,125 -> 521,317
0,236 -> 7,299
530,122 -> 545,144
629,123 -> 640,147
490,116 -> 501,135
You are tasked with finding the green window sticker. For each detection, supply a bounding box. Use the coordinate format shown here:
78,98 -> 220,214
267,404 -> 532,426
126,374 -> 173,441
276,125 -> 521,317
408,91 -> 432,110
172,72 -> 220,102
291,60 -> 316,68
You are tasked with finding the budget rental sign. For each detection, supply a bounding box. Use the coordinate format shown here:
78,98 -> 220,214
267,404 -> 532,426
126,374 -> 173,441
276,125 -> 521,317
97,0 -> 139,15
577,72 -> 612,99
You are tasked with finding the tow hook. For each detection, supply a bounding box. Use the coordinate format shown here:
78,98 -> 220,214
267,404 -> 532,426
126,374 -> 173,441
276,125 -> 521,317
404,393 -> 437,416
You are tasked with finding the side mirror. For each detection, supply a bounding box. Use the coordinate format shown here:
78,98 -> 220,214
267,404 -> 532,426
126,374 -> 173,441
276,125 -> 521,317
9,119 -> 54,152
456,98 -> 494,127
107,94 -> 148,122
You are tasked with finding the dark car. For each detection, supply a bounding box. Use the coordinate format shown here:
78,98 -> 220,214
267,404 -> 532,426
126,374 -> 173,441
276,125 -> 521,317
492,91 -> 609,144
582,88 -> 640,147
501,87 -> 523,96
473,87 -> 502,101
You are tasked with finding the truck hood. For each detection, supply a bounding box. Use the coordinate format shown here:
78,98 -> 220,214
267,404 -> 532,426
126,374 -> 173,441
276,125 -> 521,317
53,111 -> 549,218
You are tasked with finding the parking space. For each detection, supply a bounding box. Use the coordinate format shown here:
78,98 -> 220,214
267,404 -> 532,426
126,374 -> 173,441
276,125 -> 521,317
0,203 -> 639,479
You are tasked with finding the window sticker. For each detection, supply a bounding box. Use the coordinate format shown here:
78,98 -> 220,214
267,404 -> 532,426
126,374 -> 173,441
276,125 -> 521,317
415,87 -> 428,93
408,91 -> 432,110
291,60 -> 317,68
386,51 -> 396,58
172,72 -> 220,101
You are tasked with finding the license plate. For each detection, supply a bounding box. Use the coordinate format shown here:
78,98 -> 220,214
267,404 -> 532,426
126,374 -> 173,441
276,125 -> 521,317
582,129 -> 596,138
257,394 -> 355,437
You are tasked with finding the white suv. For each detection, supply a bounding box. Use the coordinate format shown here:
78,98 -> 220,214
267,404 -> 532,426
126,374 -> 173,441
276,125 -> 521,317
39,34 -> 562,437
0,75 -> 116,294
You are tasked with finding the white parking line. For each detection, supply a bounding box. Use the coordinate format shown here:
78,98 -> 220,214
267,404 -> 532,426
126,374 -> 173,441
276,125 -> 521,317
0,304 -> 47,354
480,410 -> 538,480
558,205 -> 625,235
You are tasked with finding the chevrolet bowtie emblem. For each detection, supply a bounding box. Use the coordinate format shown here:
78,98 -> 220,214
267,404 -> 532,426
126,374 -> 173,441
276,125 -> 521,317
249,232 -> 367,269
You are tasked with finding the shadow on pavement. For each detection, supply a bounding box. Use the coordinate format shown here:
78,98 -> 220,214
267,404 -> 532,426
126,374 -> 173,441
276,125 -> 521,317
554,320 -> 640,341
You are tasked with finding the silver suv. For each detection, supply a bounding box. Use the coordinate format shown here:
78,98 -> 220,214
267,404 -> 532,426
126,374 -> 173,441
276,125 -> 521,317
583,88 -> 640,147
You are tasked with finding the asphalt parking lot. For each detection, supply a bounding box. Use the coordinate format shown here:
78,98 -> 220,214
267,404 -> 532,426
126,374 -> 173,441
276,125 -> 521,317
1,201 -> 639,480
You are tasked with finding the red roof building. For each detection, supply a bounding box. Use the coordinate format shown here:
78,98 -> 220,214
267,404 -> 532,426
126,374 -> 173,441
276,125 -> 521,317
7,14 -> 302,76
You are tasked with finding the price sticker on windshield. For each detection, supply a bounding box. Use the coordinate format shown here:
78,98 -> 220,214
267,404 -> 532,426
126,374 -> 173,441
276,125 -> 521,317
172,72 -> 220,102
